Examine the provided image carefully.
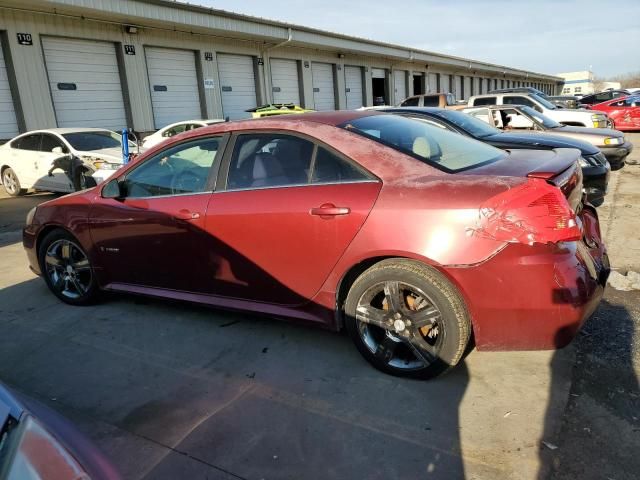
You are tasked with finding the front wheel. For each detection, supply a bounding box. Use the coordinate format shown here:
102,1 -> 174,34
2,168 -> 26,196
344,259 -> 471,379
38,229 -> 99,305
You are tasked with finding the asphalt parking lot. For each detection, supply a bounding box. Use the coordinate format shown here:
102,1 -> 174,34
1,135 -> 639,480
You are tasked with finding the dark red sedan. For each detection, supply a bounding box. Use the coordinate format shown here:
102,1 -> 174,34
590,95 -> 640,131
23,111 -> 609,379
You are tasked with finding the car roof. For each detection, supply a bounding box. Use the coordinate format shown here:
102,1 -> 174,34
15,128 -> 116,136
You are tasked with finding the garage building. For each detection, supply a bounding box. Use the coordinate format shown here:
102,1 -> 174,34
0,0 -> 563,140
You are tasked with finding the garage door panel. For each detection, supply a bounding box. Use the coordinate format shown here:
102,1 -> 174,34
0,38 -> 18,140
146,47 -> 202,129
270,58 -> 300,105
393,70 -> 407,104
344,66 -> 363,110
42,37 -> 127,131
311,62 -> 335,111
217,53 -> 257,120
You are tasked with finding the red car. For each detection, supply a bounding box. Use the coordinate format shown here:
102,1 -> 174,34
23,111 -> 609,379
590,95 -> 640,131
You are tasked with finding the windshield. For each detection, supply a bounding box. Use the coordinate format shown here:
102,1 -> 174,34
340,114 -> 506,173
62,131 -> 122,151
519,105 -> 562,128
431,110 -> 501,138
532,94 -> 558,110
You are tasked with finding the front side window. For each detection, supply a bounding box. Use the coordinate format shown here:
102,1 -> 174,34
401,96 -> 419,107
123,137 -> 222,198
341,114 -> 506,173
40,134 -> 66,153
62,131 -> 121,151
226,134 -> 314,189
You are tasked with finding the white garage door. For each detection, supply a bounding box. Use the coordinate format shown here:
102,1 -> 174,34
42,37 -> 127,130
463,77 -> 472,100
427,73 -> 438,93
371,68 -> 386,79
270,58 -> 300,105
393,70 -> 407,104
217,53 -> 257,120
344,66 -> 364,110
311,62 -> 335,111
146,47 -> 201,129
0,38 -> 19,140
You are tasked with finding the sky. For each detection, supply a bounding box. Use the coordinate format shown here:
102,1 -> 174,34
194,0 -> 640,78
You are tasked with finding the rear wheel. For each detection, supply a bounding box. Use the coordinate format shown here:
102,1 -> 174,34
38,229 -> 99,305
344,259 -> 471,379
2,168 -> 26,196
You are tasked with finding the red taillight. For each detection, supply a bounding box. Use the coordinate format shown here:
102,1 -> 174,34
471,179 -> 582,245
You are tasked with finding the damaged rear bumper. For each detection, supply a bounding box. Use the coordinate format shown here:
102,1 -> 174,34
445,205 -> 609,351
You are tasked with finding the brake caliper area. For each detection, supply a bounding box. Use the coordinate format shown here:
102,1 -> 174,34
469,178 -> 582,246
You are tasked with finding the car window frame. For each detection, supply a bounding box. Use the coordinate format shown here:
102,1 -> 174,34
118,133 -> 230,199
216,129 -> 379,193
11,133 -> 42,151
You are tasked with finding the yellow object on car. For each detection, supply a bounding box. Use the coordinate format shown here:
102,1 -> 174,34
246,103 -> 314,118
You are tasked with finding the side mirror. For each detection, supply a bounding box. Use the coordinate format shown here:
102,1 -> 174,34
51,146 -> 64,154
101,178 -> 125,199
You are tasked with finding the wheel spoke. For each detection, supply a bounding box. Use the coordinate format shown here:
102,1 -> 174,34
355,305 -> 389,329
409,306 -> 440,328
70,277 -> 86,295
375,335 -> 398,363
52,273 -> 65,291
383,281 -> 403,313
72,258 -> 90,271
406,337 -> 437,366
45,254 -> 63,267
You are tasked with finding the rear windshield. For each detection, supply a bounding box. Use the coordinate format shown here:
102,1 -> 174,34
340,114 -> 506,173
62,131 -> 121,151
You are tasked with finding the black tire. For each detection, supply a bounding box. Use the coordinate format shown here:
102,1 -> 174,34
38,229 -> 99,306
2,167 -> 26,196
590,197 -> 604,207
344,259 -> 471,379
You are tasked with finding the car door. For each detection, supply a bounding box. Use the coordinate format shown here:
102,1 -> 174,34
203,132 -> 381,306
5,134 -> 42,187
33,133 -> 73,192
89,135 -> 227,292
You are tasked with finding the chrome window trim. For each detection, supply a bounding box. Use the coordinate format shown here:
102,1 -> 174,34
217,178 -> 380,194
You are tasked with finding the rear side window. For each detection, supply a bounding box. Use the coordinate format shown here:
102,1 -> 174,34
311,147 -> 368,184
12,134 -> 41,151
422,96 -> 440,107
472,96 -> 496,106
227,134 -> 314,190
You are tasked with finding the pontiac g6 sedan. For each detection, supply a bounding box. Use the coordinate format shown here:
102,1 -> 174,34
23,111 -> 609,379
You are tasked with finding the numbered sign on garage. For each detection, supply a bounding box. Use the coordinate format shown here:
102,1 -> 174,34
42,37 -> 127,130
311,62 -> 336,111
393,70 -> 407,104
217,53 -> 257,120
344,66 -> 364,110
270,58 -> 300,105
146,47 -> 202,129
0,37 -> 19,140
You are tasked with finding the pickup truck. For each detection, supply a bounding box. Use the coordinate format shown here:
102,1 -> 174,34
467,92 -> 610,128
399,93 -> 459,108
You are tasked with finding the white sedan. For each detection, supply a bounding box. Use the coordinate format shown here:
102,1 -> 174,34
141,119 -> 225,149
0,128 -> 126,196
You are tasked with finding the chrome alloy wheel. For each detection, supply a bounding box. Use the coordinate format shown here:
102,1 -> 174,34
355,281 -> 444,370
2,169 -> 18,195
44,239 -> 92,299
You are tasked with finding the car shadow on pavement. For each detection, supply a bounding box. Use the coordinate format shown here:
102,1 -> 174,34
538,293 -> 640,480
0,276 -> 471,479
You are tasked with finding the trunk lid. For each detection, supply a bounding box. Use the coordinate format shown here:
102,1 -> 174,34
465,148 -> 583,211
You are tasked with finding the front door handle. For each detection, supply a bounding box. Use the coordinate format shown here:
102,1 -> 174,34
310,203 -> 350,216
175,209 -> 201,220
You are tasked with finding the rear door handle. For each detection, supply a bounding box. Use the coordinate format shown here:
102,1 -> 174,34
175,209 -> 201,220
310,203 -> 350,216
